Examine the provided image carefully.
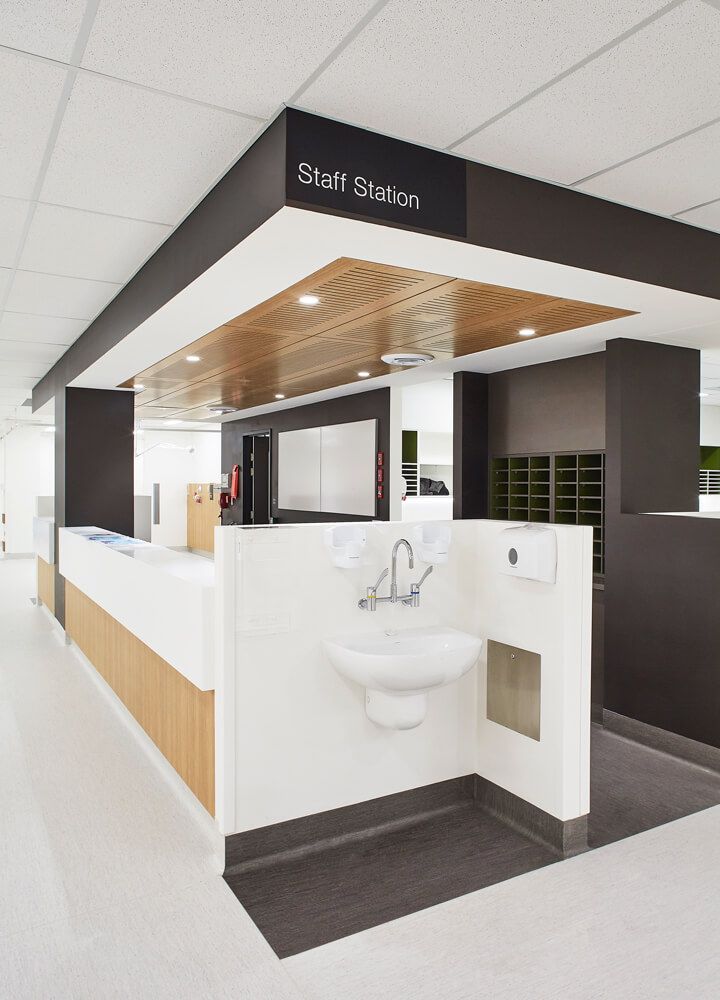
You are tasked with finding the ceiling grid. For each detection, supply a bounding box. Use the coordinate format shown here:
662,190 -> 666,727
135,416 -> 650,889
2,0 -> 720,434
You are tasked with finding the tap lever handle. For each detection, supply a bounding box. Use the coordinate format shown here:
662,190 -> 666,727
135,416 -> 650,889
414,565 -> 434,589
372,567 -> 389,592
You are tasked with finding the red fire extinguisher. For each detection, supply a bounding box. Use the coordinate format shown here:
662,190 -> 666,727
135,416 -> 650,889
230,464 -> 240,503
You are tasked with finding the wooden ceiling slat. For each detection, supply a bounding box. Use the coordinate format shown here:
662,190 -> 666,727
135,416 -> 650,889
132,258 -> 635,421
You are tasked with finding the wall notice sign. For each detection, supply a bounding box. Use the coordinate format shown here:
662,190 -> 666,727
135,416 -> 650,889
286,109 -> 466,238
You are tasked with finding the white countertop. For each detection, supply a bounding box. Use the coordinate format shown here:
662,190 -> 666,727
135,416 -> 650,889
60,527 -> 215,691
65,527 -> 214,587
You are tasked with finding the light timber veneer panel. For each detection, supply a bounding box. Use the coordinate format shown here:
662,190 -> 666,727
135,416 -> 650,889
127,258 -> 635,419
187,483 -> 220,553
36,556 -> 56,616
65,582 -> 215,815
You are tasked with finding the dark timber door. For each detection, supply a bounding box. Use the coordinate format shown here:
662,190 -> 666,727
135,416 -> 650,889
251,433 -> 271,525
243,432 -> 271,525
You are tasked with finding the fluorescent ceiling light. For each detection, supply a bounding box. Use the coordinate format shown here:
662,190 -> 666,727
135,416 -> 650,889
298,294 -> 319,306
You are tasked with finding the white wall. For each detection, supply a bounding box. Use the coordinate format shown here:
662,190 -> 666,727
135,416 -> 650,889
0,426 -> 54,554
215,518 -> 592,834
700,405 -> 720,445
401,380 -> 454,433
401,380 -> 454,520
134,429 -> 220,547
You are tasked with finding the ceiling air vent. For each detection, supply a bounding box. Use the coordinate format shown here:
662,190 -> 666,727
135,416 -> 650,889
380,352 -> 435,367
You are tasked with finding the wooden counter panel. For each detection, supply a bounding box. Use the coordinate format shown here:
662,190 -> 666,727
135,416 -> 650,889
37,556 -> 56,615
65,581 -> 215,815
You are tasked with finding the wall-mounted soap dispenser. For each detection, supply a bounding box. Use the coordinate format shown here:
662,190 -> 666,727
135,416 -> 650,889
413,522 -> 451,565
324,524 -> 367,568
496,524 -> 557,584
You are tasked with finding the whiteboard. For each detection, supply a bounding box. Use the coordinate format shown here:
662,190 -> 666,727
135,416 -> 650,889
277,419 -> 377,516
277,427 -> 321,511
320,419 -> 377,516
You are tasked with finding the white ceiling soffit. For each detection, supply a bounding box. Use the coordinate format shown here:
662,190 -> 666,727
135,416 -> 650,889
2,0 -> 720,416
73,206 -> 720,419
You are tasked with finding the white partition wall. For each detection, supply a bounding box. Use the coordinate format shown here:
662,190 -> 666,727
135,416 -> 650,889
0,426 -> 54,555
213,519 -> 592,835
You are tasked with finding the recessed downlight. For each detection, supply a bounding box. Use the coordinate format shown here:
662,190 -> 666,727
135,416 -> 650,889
357,371 -> 370,378
700,392 -> 710,398
298,294 -> 319,306
380,352 -> 435,367
133,384 -> 145,391
186,355 -> 201,362
275,393 -> 285,399
208,405 -> 238,416
518,328 -> 536,337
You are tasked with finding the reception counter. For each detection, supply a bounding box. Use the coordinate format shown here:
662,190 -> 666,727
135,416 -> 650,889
33,515 -> 55,613
59,527 -> 216,814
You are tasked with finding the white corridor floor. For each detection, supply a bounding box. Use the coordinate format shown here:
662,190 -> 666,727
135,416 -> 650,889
2,556 -> 720,999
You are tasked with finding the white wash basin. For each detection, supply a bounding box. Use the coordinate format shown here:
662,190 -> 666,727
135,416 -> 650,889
323,626 -> 482,730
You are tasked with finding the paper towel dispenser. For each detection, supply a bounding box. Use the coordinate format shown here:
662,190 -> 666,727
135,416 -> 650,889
497,524 -> 557,584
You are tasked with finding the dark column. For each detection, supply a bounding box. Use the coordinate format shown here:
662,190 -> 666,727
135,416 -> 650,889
605,338 -> 699,515
604,340 -> 710,741
54,387 -> 135,623
453,372 -> 489,519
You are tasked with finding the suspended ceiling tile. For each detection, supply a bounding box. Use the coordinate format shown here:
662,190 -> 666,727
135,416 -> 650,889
0,357 -> 50,378
40,73 -> 261,225
6,270 -> 121,320
82,0 -> 378,117
300,0 -> 667,148
0,266 -> 12,299
20,203 -> 172,283
456,1 -> 720,185
0,50 -> 67,199
0,388 -> 30,404
0,374 -> 37,389
677,199 -> 720,234
579,121 -> 720,216
0,312 -> 85,345
0,0 -> 87,61
0,197 -> 30,268
0,339 -> 65,364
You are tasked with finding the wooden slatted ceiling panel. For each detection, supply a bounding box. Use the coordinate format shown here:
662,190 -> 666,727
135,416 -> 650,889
414,298 -> 627,355
128,257 -> 635,418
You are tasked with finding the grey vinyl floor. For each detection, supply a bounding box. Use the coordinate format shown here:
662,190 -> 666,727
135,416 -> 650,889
225,803 -> 558,958
589,725 -> 720,847
228,725 -> 720,958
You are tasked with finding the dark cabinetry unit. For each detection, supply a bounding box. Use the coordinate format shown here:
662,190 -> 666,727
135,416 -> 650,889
491,451 -> 605,576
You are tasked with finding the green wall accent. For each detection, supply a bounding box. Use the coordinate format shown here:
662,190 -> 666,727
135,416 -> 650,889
700,446 -> 720,470
402,430 -> 418,464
